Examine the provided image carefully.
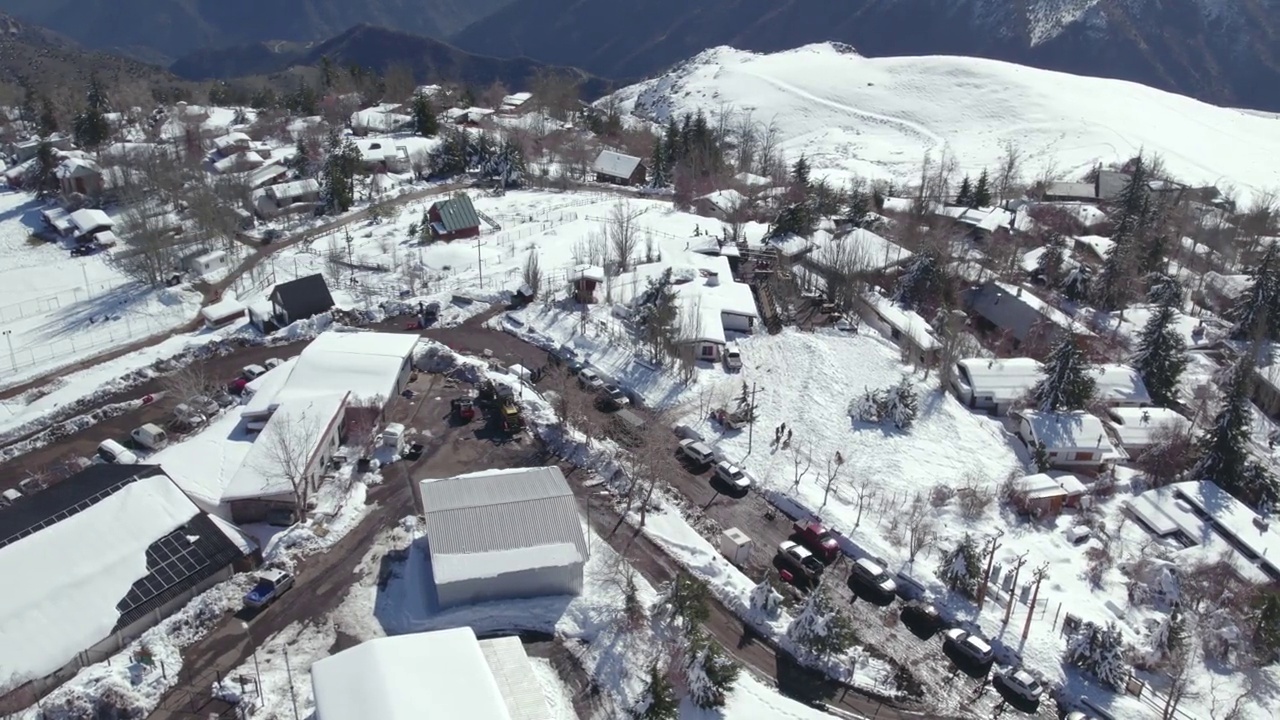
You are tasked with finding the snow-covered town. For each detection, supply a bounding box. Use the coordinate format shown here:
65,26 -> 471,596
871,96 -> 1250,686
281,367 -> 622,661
0,37 -> 1279,720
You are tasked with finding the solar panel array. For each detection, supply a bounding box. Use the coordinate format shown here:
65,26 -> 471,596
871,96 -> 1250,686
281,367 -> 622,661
117,528 -> 213,617
0,477 -> 133,551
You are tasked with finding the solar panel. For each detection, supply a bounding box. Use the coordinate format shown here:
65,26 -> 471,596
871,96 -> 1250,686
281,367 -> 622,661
116,526 -> 218,619
0,476 -> 135,550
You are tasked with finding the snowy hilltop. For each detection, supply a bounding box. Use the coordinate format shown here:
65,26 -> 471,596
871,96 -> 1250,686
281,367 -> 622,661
606,42 -> 1280,205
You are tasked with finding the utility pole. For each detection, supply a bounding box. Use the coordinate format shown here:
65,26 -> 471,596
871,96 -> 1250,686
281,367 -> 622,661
745,382 -> 758,454
475,234 -> 484,288
1002,552 -> 1029,626
282,646 -> 300,720
1021,562 -> 1050,641
975,530 -> 1004,611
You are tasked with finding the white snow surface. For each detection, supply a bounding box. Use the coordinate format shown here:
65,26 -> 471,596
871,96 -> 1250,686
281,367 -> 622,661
611,43 -> 1280,203
0,473 -> 198,684
432,543 -> 583,584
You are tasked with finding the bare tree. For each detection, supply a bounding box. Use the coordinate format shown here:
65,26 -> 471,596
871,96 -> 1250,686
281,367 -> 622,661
755,118 -> 783,178
110,204 -> 180,287
994,139 -> 1024,206
607,201 -> 642,273
851,485 -> 877,529
790,441 -> 814,490
164,361 -> 213,406
905,496 -> 937,563
818,452 -> 845,513
522,249 -> 543,296
810,232 -> 874,310
257,409 -> 323,514
324,236 -> 347,287
1136,424 -> 1197,487
343,395 -> 385,458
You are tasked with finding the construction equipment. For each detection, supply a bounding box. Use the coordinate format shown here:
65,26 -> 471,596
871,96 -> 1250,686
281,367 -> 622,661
499,401 -> 524,433
451,397 -> 476,422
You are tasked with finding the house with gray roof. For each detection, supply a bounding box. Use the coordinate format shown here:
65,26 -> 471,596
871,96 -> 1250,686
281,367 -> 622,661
966,280 -> 1091,349
417,466 -> 587,610
592,149 -> 646,186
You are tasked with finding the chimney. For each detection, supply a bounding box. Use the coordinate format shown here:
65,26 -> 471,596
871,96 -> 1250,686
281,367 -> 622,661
705,271 -> 720,287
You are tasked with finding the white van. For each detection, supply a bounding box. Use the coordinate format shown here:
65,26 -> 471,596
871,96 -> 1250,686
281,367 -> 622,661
382,423 -> 406,450
98,439 -> 139,465
0,488 -> 22,507
130,423 -> 169,450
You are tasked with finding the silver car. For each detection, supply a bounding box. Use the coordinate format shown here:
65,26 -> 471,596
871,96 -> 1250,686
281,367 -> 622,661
995,666 -> 1043,702
943,628 -> 994,665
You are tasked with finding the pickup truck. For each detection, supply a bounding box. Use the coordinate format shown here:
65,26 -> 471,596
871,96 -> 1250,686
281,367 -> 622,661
244,569 -> 295,609
792,520 -> 840,562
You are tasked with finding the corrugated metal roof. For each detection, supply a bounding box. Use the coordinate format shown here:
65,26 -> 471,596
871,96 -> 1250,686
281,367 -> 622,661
479,636 -> 552,720
433,194 -> 481,233
592,149 -> 642,180
419,467 -> 587,559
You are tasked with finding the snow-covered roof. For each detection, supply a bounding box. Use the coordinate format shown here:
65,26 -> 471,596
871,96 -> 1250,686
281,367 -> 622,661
265,178 -> 320,202
1092,364 -> 1151,405
211,132 -> 250,151
1020,246 -> 1080,275
696,188 -> 746,214
152,411 -> 257,509
592,149 -> 643,180
968,281 -> 1090,341
223,392 -> 348,501
500,92 -> 533,110
614,253 -> 758,345
356,138 -> 404,164
41,206 -> 75,234
569,264 -> 605,283
1074,235 -> 1115,261
350,108 -> 411,132
213,151 -> 263,173
1127,481 -> 1280,583
68,208 -> 113,236
1105,407 -> 1190,448
1203,272 -> 1250,301
246,162 -> 288,189
1014,472 -> 1086,500
201,297 -> 245,323
956,357 -> 1041,404
734,171 -> 771,187
248,331 -> 418,412
861,291 -> 941,351
432,542 -> 582,585
55,156 -> 100,179
1017,410 -> 1119,456
311,628 -> 525,720
0,471 -> 200,683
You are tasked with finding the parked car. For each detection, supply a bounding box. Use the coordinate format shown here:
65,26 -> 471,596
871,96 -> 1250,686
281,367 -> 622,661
130,423 -> 169,450
900,600 -> 944,632
97,439 -> 139,465
577,367 -> 605,392
777,540 -> 826,578
600,383 -> 630,409
70,243 -> 99,257
678,438 -> 715,466
713,460 -> 751,490
792,520 -> 840,562
17,477 -> 45,496
943,628 -> 994,665
190,395 -> 221,416
244,569 -> 295,609
0,488 -> 23,507
1064,713 -> 1100,720
995,667 -> 1044,703
264,357 -> 283,370
242,364 -> 267,380
723,343 -> 743,371
849,557 -> 897,596
210,389 -> 237,407
227,377 -> 250,395
173,403 -> 207,429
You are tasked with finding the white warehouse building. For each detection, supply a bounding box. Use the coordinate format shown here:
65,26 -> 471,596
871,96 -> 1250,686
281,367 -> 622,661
418,466 -> 588,610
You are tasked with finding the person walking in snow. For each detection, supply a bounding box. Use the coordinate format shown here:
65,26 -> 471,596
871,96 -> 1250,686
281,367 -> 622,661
786,428 -> 793,445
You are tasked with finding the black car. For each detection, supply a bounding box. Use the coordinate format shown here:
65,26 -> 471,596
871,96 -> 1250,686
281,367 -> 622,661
901,601 -> 944,632
70,243 -> 99,257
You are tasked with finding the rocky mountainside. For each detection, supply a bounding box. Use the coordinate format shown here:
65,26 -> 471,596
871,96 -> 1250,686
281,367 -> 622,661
171,25 -> 615,98
0,0 -> 515,65
0,13 -> 177,94
450,0 -> 1280,110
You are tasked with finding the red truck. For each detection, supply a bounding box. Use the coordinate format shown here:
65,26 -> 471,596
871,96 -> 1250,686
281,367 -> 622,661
792,520 -> 840,562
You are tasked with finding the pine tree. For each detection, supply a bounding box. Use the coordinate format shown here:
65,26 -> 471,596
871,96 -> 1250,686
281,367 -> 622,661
1031,441 -> 1052,472
320,131 -> 360,213
1253,590 -> 1280,662
955,175 -> 973,206
682,635 -> 740,709
1093,244 -> 1133,310
749,578 -> 783,618
893,251 -> 939,311
648,140 -> 669,188
1035,232 -> 1068,285
1146,273 -> 1184,308
1111,156 -> 1150,242
72,75 -> 111,149
1032,335 -> 1097,412
482,139 -> 526,188
411,93 -> 438,137
1059,265 -> 1092,302
1132,303 -> 1188,406
38,96 -> 59,135
846,185 -> 872,227
1193,357 -> 1257,497
939,534 -> 983,598
884,376 -> 919,430
791,155 -> 810,189
1065,621 -> 1129,691
786,585 -> 857,659
633,663 -> 678,720
31,141 -> 60,199
655,573 -> 710,633
972,169 -> 992,207
1229,244 -> 1280,340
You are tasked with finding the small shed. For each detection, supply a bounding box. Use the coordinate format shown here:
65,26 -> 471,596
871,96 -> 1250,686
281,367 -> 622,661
570,264 -> 605,304
427,194 -> 481,241
68,208 -> 114,241
720,527 -> 752,565
269,274 -> 335,327
201,298 -> 246,328
187,250 -> 230,277
591,149 -> 646,186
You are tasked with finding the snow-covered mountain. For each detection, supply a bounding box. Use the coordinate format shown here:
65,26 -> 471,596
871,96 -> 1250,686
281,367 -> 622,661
609,43 -> 1280,201
453,0 -> 1280,111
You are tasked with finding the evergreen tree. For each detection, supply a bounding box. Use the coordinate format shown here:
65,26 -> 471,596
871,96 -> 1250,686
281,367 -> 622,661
955,175 -> 973,206
883,376 -> 919,430
429,129 -> 471,177
72,75 -> 111,149
1059,265 -> 1092,302
633,663 -> 678,720
1146,272 -> 1184,308
1192,357 -> 1265,503
30,142 -> 60,199
1035,232 -> 1068,286
290,137 -> 315,177
411,93 -> 438,137
769,201 -> 815,239
1111,155 -> 1150,242
1065,621 -> 1129,691
845,185 -> 873,227
320,131 -> 361,213
893,250 -> 939,311
791,155 -> 811,189
1253,590 -> 1280,662
1031,441 -> 1052,472
38,96 -> 59,135
1092,244 -> 1133,310
682,635 -> 740,709
482,139 -> 526,188
939,533 -> 983,598
972,169 -> 992,207
1132,303 -> 1188,407
1032,335 -> 1097,412
786,585 -> 857,659
748,578 -> 783,618
1229,244 -> 1280,340
647,140 -> 669,189
656,573 -> 711,632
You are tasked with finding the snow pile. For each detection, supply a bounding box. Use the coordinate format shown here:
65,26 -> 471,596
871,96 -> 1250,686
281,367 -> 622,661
610,43 -> 1280,203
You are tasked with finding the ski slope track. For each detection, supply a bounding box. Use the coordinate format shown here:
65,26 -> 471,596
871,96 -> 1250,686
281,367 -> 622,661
612,44 -> 1280,203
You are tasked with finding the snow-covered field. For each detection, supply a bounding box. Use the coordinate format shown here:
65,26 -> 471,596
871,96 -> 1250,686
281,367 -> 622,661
612,43 -> 1280,202
0,191 -> 202,386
